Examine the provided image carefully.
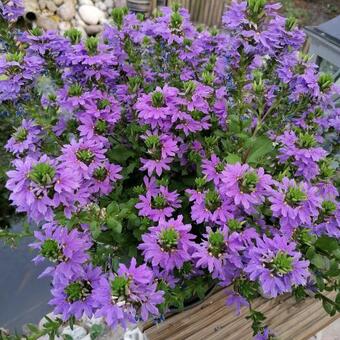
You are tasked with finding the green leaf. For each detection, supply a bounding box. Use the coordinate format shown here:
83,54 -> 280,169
128,245 -> 137,257
26,323 -> 39,333
322,300 -> 336,316
315,236 -> 338,253
90,324 -> 104,339
106,218 -> 122,233
305,246 -> 315,260
107,145 -> 135,163
325,260 -> 340,277
226,153 -> 241,164
311,254 -> 329,270
106,202 -> 120,215
246,136 -> 274,164
63,335 -> 73,340
315,276 -> 325,291
89,221 -> 101,239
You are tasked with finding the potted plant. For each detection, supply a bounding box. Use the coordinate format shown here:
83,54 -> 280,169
1,0 -> 339,339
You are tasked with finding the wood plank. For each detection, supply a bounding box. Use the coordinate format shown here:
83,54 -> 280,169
144,289 -> 339,340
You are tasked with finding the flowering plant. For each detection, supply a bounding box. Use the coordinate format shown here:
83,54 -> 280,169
1,0 -> 340,338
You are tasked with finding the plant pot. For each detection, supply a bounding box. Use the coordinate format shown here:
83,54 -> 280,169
127,0 -> 151,13
143,289 -> 338,340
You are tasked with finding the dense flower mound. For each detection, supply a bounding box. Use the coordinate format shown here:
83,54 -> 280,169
1,0 -> 340,338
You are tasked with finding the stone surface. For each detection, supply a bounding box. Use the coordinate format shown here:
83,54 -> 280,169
309,318 -> 340,340
57,0 -> 76,21
104,0 -> 113,8
59,20 -> 71,31
96,2 -> 107,11
46,0 -> 58,12
78,4 -> 104,25
114,0 -> 127,7
38,0 -> 48,10
85,24 -> 102,35
36,15 -> 58,30
53,0 -> 64,6
78,0 -> 93,5
62,325 -> 87,340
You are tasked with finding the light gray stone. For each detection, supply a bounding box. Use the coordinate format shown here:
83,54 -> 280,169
104,0 -> 113,8
57,0 -> 75,21
85,24 -> 102,35
96,2 -> 107,11
38,0 -> 48,10
75,13 -> 87,27
80,335 -> 92,340
46,0 -> 58,12
78,0 -> 93,6
62,325 -> 87,340
78,5 -> 104,25
58,21 -> 71,32
114,0 -> 127,7
99,17 -> 109,24
36,15 -> 58,30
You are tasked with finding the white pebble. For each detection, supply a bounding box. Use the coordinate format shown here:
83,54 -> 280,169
104,0 -> 113,8
78,0 -> 93,6
62,325 -> 87,340
85,24 -> 102,35
57,0 -> 76,21
78,5 -> 105,25
97,2 -> 107,11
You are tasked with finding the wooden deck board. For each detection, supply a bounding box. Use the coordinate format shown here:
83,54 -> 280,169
144,289 -> 339,340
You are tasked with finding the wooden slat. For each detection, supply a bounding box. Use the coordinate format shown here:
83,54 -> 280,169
144,289 -> 339,340
164,0 -> 226,27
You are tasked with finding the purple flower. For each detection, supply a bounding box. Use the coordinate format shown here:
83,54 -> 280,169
222,0 -> 247,30
192,226 -> 244,280
139,131 -> 178,177
93,258 -> 164,329
50,264 -> 102,320
5,119 -> 42,155
135,184 -> 180,222
277,131 -> 327,180
313,200 -> 340,238
59,138 -> 106,180
201,154 -> 225,186
245,235 -> 310,297
225,290 -> 249,315
135,85 -> 180,129
268,177 -> 321,233
30,223 -> 92,278
186,188 -> 235,225
138,215 -> 195,271
220,163 -> 273,212
89,162 -> 122,195
255,327 -> 275,340
1,0 -> 24,22
140,157 -> 173,177
6,156 -> 80,222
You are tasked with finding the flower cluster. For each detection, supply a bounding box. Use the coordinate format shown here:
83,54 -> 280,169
2,0 -> 339,337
